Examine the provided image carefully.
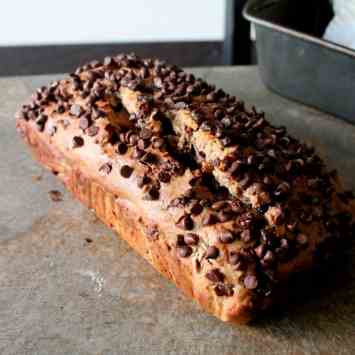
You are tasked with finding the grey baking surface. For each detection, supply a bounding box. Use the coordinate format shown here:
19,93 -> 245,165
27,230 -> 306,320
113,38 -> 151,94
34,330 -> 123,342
1,66 -> 355,355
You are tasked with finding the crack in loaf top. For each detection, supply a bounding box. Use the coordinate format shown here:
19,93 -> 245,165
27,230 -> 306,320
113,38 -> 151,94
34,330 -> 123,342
17,53 -> 355,306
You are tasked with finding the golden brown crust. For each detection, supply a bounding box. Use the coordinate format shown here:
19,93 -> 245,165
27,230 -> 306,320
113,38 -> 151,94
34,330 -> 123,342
16,53 -> 355,323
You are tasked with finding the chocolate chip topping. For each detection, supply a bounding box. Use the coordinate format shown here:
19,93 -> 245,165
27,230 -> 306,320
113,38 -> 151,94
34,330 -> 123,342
202,213 -> 218,226
152,137 -> 165,150
19,53 -> 355,302
116,142 -> 128,155
178,245 -> 193,258
261,250 -> 276,268
48,190 -> 63,202
79,115 -> 91,130
120,165 -> 133,178
189,202 -> 203,216
214,283 -> 234,297
35,114 -> 48,131
99,162 -> 112,175
219,230 -> 235,244
86,125 -> 99,137
205,246 -> 219,259
137,138 -> 150,150
240,229 -> 252,243
137,174 -> 151,188
72,136 -> 84,148
140,152 -> 157,165
132,147 -> 145,159
47,123 -> 57,136
176,214 -> 194,230
158,171 -> 171,183
206,269 -> 225,283
145,185 -> 160,200
244,275 -> 258,289
229,251 -> 242,266
183,233 -> 199,246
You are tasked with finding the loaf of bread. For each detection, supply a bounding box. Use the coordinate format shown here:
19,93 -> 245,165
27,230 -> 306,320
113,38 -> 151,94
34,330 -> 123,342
16,54 -> 355,323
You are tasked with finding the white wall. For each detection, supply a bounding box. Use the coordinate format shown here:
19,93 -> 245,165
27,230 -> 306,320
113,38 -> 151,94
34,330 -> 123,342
0,0 -> 225,46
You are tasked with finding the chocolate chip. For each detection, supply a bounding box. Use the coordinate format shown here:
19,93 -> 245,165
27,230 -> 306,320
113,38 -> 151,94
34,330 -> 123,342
189,202 -> 203,216
244,275 -> 258,289
240,229 -> 252,242
261,250 -> 276,267
230,200 -> 244,213
206,269 -> 224,283
200,121 -> 212,132
214,109 -> 224,119
206,92 -> 217,102
184,233 -> 199,246
99,162 -> 112,175
254,244 -> 266,259
214,283 -> 234,297
221,117 -> 232,128
72,136 -> 84,148
132,147 -> 145,159
92,108 -> 107,119
205,246 -> 219,259
137,138 -> 150,150
70,104 -> 83,117
48,190 -> 63,202
116,142 -> 128,155
256,204 -> 269,215
79,115 -> 91,130
176,234 -> 186,246
139,67 -> 149,79
217,210 -> 233,223
152,137 -> 165,150
86,125 -> 99,137
221,136 -> 232,147
128,133 -> 139,146
146,224 -> 159,241
238,173 -> 251,188
174,164 -> 185,176
137,174 -> 151,188
158,171 -> 171,183
48,123 -> 57,136
219,230 -> 235,244
35,114 -> 48,131
140,152 -> 157,165
120,165 -> 133,178
57,104 -> 66,114
178,245 -> 192,258
202,213 -> 218,226
176,214 -> 194,230
229,160 -> 242,176
239,213 -> 254,229
144,186 -> 160,200
229,252 -> 242,265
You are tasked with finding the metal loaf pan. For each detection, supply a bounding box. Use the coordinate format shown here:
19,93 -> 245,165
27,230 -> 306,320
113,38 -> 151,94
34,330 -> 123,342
243,0 -> 355,124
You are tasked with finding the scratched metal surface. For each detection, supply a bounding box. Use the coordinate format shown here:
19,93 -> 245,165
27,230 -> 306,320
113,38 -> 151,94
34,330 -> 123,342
1,67 -> 355,355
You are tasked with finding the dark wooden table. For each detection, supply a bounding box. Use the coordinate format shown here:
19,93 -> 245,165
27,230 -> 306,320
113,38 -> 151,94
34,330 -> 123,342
1,66 -> 355,355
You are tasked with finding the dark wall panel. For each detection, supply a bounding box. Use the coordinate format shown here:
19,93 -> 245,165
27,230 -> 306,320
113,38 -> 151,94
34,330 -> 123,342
0,41 -> 222,76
